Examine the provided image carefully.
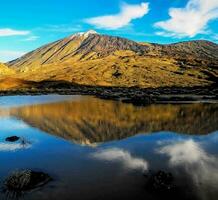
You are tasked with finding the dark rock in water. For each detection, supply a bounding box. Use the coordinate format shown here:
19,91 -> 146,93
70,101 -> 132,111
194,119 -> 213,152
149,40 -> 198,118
5,136 -> 20,142
3,170 -> 52,192
145,170 -> 174,193
144,170 -> 199,200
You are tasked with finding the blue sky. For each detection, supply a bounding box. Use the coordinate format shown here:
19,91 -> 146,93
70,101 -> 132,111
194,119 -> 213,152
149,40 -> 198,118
0,0 -> 217,62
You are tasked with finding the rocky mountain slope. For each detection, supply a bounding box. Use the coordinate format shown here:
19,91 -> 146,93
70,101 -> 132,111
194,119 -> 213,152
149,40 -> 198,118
7,30 -> 148,70
1,30 -> 218,89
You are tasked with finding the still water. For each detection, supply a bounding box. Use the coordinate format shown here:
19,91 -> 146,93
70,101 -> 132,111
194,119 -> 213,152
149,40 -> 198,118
0,95 -> 217,200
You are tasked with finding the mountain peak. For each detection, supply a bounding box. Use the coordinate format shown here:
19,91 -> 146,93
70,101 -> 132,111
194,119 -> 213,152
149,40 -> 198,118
84,30 -> 98,35
71,30 -> 98,39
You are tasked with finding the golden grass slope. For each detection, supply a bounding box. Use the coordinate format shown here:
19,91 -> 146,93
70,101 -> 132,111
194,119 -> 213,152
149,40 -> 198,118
14,50 -> 213,88
0,63 -> 14,76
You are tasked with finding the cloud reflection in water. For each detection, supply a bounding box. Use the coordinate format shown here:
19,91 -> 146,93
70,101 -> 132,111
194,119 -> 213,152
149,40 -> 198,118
92,148 -> 148,172
157,139 -> 218,199
0,141 -> 31,152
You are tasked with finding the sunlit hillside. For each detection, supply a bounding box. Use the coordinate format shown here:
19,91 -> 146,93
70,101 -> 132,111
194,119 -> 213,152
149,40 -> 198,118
0,63 -> 14,77
0,32 -> 217,90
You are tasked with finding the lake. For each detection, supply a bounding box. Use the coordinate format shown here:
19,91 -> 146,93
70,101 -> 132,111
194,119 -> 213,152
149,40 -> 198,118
0,95 -> 217,200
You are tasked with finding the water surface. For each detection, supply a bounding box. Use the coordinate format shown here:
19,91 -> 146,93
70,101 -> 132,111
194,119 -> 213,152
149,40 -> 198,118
0,95 -> 217,200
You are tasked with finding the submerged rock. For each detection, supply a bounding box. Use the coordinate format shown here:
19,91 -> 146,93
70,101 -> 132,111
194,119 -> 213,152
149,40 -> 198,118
144,170 -> 199,200
3,170 -> 52,192
145,170 -> 174,193
5,136 -> 20,142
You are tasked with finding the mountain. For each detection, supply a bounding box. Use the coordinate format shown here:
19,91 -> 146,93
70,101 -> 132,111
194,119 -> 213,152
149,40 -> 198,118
1,30 -> 218,89
8,30 -> 148,69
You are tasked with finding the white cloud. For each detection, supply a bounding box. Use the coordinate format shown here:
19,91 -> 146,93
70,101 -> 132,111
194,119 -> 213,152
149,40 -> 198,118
85,2 -> 149,30
0,50 -> 26,62
92,148 -> 148,171
0,28 -> 30,37
38,24 -> 83,33
23,35 -> 39,41
211,33 -> 218,42
155,0 -> 218,38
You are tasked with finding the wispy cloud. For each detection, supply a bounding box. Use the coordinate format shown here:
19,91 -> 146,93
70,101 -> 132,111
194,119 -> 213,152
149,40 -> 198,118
154,0 -> 218,38
0,28 -> 30,37
92,148 -> 148,172
0,50 -> 26,62
211,33 -> 218,42
37,24 -> 83,33
85,2 -> 149,30
23,35 -> 39,41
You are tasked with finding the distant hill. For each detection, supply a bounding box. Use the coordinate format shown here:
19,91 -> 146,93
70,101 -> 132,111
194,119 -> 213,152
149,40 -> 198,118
0,30 -> 217,89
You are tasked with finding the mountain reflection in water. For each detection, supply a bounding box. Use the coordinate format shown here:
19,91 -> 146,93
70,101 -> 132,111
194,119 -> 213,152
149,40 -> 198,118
7,96 -> 218,145
0,95 -> 217,200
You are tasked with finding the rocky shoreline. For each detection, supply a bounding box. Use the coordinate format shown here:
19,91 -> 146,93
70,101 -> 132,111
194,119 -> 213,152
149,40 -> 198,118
0,85 -> 217,105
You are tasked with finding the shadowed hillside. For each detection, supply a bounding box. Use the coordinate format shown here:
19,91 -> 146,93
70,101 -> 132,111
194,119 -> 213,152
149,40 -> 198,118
0,77 -> 38,90
9,96 -> 218,145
